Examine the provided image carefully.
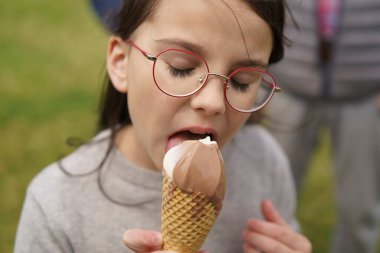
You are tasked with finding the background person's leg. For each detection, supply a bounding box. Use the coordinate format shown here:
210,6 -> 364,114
329,95 -> 380,253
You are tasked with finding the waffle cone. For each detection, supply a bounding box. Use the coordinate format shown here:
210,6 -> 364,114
161,172 -> 218,253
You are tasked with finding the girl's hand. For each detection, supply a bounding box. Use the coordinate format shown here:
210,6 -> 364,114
122,229 -> 208,253
242,200 -> 312,253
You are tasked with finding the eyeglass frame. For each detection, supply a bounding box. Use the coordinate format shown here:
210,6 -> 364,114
126,39 -> 281,113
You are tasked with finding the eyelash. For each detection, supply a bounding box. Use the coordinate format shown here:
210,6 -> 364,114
167,64 -> 251,93
169,67 -> 194,77
229,79 -> 249,92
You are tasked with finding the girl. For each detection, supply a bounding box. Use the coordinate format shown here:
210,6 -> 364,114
15,0 -> 311,252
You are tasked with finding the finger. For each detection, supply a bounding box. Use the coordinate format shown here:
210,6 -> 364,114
123,229 -> 163,252
261,199 -> 288,227
152,250 -> 205,253
245,220 -> 312,252
243,230 -> 293,253
152,251 -> 176,253
246,219 -> 294,244
243,242 -> 261,253
152,248 -> 207,253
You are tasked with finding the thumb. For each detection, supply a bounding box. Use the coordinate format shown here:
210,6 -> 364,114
123,228 -> 163,252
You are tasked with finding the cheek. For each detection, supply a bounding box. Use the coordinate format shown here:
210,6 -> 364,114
127,78 -> 160,124
126,64 -> 179,132
126,59 -> 157,114
127,58 -> 184,119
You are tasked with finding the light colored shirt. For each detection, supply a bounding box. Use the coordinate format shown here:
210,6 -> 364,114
14,125 -> 296,253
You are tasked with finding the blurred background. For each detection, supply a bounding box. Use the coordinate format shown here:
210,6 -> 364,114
1,0 -> 105,251
0,0 -> 377,252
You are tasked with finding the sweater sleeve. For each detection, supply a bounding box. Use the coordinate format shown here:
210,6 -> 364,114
14,184 -> 73,253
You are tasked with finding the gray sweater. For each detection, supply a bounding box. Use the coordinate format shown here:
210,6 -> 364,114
14,125 -> 296,253
271,0 -> 380,99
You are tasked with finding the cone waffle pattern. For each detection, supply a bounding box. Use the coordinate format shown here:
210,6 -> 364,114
161,174 -> 217,253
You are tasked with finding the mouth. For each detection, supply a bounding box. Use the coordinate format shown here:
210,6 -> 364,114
166,129 -> 216,152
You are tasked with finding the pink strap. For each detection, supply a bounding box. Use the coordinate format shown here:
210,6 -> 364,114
317,0 -> 342,41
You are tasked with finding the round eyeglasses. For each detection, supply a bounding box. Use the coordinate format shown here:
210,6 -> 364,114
127,40 -> 281,113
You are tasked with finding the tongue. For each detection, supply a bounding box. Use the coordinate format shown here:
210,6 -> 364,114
166,132 -> 208,152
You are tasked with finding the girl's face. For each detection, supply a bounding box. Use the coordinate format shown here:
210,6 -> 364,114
107,0 -> 273,171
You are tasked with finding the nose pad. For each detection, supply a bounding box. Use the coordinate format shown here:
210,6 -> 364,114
195,75 -> 206,90
197,75 -> 207,85
191,73 -> 229,115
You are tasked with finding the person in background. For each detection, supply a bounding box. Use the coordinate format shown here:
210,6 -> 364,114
265,0 -> 380,252
90,0 -> 122,31
14,0 -> 312,252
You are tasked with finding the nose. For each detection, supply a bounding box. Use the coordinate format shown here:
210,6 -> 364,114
190,73 -> 228,115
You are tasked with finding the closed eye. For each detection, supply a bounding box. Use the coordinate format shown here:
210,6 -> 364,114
229,78 -> 249,92
169,66 -> 195,77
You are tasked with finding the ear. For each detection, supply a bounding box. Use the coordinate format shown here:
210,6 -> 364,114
107,36 -> 129,93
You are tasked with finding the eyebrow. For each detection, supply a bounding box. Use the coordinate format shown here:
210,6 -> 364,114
232,59 -> 268,70
154,38 -> 268,69
154,38 -> 206,55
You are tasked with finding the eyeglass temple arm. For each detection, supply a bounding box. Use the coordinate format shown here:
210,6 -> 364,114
263,78 -> 281,92
127,39 -> 157,61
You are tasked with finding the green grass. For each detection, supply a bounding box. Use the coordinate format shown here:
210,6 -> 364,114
297,132 -> 336,253
0,1 -> 106,252
0,1 -> 378,253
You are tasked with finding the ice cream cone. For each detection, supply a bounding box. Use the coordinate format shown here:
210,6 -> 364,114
161,172 -> 218,253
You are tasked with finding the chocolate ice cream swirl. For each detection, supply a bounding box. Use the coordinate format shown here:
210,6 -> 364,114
163,138 -> 226,209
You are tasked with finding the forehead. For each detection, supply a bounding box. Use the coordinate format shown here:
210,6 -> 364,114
132,0 -> 273,63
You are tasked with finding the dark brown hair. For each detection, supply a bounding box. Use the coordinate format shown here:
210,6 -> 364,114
98,0 -> 287,131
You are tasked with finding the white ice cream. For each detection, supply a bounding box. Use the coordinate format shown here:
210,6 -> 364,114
163,136 -> 214,178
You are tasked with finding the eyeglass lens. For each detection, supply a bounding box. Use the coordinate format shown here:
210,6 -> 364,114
153,49 -> 275,112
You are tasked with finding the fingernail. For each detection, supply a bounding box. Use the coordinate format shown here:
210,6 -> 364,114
152,232 -> 163,245
122,230 -> 131,243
